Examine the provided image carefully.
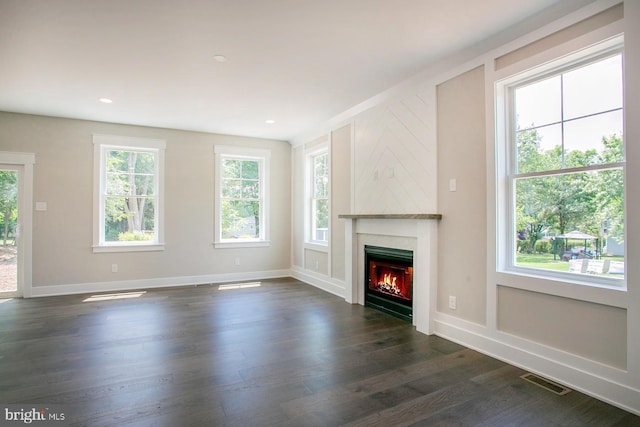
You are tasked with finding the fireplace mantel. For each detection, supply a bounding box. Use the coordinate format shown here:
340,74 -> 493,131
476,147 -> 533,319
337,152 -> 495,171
340,213 -> 440,335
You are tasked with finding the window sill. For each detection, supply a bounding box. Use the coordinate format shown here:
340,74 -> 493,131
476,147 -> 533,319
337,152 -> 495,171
501,266 -> 626,289
495,268 -> 627,308
214,240 -> 271,249
93,244 -> 165,253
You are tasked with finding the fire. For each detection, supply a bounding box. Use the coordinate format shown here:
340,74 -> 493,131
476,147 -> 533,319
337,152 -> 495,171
377,273 -> 402,295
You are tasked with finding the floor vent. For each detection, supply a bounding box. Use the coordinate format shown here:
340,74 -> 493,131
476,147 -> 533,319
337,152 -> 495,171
520,373 -> 572,395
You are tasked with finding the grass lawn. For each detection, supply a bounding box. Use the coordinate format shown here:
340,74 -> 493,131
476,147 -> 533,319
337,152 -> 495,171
516,253 -> 569,271
516,253 -> 625,273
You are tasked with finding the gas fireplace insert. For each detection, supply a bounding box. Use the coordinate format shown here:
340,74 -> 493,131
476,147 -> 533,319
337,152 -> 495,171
364,245 -> 413,322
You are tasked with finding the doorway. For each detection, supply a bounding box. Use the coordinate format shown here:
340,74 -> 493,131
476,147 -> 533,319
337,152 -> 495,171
0,167 -> 19,297
0,152 -> 34,299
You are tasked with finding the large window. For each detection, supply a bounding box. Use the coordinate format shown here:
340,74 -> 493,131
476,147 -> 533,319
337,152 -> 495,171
93,134 -> 165,252
308,149 -> 329,245
501,42 -> 625,284
214,145 -> 270,248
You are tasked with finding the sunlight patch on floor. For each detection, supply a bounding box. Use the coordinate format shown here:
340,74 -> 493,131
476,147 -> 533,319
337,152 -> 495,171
83,291 -> 146,302
218,282 -> 261,291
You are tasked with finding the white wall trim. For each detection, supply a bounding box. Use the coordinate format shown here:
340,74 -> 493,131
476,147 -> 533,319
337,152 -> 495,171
290,265 -> 345,298
434,314 -> 640,416
29,269 -> 292,298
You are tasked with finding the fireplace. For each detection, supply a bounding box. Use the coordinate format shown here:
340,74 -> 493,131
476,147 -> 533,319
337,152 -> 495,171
364,245 -> 413,322
339,214 -> 440,334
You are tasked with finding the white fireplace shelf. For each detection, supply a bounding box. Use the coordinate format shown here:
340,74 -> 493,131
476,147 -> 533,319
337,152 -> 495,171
338,213 -> 442,220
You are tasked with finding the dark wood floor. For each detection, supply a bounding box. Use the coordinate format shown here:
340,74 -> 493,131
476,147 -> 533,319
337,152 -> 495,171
0,278 -> 638,426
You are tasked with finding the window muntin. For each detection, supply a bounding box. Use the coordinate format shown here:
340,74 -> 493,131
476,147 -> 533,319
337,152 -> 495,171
104,149 -> 157,242
509,51 -> 625,282
515,54 -> 623,172
214,145 -> 270,248
93,135 -> 165,252
220,157 -> 262,240
310,151 -> 329,244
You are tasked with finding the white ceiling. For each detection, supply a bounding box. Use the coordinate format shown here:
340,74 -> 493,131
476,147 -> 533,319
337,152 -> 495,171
0,0 -> 587,141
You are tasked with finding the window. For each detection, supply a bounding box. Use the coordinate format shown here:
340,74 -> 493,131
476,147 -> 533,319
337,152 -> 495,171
93,134 -> 165,252
499,41 -> 625,284
214,145 -> 270,248
308,149 -> 329,245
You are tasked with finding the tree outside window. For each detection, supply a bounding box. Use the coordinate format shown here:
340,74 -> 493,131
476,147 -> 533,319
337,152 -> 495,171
311,152 -> 329,244
214,145 -> 269,247
104,149 -> 157,242
220,158 -> 261,239
0,171 -> 17,246
93,134 -> 165,252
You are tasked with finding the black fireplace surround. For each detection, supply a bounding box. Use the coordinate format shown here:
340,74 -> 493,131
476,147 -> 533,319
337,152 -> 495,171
364,245 -> 413,322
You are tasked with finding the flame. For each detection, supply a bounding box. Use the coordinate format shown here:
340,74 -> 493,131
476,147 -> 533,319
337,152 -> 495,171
377,273 -> 402,295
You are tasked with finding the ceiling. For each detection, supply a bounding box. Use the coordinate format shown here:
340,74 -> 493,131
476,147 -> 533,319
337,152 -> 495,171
0,0 -> 587,141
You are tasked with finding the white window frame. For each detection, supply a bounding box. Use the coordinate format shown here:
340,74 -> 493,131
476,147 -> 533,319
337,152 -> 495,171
306,145 -> 330,247
214,145 -> 270,248
93,134 -> 165,253
495,35 -> 626,289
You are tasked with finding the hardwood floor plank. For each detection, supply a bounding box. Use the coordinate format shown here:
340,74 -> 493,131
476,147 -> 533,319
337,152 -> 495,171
0,278 -> 637,426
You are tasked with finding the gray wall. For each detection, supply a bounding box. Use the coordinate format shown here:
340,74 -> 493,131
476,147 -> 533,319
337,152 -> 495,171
0,112 -> 291,289
436,65 -> 487,325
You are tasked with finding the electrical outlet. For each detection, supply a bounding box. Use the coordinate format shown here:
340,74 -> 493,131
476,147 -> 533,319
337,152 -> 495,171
448,295 -> 457,310
111,263 -> 118,273
449,178 -> 457,192
235,257 -> 241,266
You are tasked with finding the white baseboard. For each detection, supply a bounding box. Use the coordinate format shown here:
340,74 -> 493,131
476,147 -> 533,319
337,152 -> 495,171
434,313 -> 640,416
29,269 -> 292,298
290,266 -> 346,299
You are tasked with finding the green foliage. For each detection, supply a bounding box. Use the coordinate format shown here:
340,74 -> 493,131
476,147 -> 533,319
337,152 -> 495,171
118,231 -> 153,241
0,171 -> 17,245
515,131 -> 624,257
221,199 -> 260,239
104,149 -> 156,241
534,240 -> 551,254
313,153 -> 329,234
220,158 -> 262,239
516,239 -> 529,254
594,135 -> 624,243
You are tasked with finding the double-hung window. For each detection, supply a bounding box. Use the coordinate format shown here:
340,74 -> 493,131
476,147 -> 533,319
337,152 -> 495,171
93,134 -> 165,252
498,38 -> 625,284
308,148 -> 329,245
214,145 -> 270,248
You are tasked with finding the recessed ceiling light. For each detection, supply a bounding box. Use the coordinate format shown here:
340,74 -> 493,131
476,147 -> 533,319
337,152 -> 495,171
265,119 -> 275,124
99,98 -> 113,104
213,54 -> 227,62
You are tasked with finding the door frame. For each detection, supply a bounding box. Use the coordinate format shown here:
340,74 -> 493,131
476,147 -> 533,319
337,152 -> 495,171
0,152 -> 34,298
